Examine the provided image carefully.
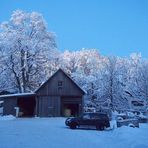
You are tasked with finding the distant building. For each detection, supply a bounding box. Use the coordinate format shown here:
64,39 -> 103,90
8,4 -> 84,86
128,98 -> 147,112
0,69 -> 85,117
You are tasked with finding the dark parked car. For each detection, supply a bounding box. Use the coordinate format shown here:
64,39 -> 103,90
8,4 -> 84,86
65,112 -> 110,130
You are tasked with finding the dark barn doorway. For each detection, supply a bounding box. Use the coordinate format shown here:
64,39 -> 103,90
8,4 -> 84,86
17,97 -> 36,117
61,97 -> 82,117
62,103 -> 79,117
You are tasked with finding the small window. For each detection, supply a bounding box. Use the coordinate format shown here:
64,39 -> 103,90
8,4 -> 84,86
58,81 -> 63,89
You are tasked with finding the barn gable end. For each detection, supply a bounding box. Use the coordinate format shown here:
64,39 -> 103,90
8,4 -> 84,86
36,69 -> 85,96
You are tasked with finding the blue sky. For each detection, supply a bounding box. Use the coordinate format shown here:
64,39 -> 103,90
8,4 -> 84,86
0,0 -> 148,58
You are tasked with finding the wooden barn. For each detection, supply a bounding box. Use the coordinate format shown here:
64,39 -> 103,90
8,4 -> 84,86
0,69 -> 85,117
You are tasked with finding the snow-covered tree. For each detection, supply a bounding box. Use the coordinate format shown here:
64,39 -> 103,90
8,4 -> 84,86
100,56 -> 129,110
61,49 -> 102,74
0,10 -> 58,93
125,53 -> 142,99
137,60 -> 148,101
126,53 -> 148,107
60,50 -> 79,74
65,49 -> 104,110
0,10 -> 148,113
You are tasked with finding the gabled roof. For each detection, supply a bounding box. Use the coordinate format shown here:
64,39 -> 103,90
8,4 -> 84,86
35,68 -> 85,95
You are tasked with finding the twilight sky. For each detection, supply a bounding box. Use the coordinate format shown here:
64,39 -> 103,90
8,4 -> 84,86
0,0 -> 148,58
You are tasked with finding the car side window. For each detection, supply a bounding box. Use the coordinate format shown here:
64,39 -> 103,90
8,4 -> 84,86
83,114 -> 90,119
91,115 -> 99,119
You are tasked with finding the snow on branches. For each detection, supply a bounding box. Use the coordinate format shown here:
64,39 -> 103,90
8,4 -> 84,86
0,10 -> 147,112
0,10 -> 58,93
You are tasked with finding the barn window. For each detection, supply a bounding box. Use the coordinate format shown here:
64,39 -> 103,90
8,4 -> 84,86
58,81 -> 63,89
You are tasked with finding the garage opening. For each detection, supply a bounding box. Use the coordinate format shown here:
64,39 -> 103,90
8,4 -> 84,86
17,97 -> 36,117
62,103 -> 79,117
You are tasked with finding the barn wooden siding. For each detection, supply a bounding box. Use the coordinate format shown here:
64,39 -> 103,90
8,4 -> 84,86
36,96 -> 61,117
36,69 -> 85,117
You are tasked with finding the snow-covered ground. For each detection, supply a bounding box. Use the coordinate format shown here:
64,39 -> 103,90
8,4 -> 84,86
0,117 -> 148,148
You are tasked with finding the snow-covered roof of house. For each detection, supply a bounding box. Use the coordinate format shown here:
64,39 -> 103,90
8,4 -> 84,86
0,93 -> 36,98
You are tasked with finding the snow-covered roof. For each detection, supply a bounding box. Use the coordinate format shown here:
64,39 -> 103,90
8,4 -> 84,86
0,93 -> 36,98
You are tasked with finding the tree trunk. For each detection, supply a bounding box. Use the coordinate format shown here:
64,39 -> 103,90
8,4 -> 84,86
21,49 -> 26,92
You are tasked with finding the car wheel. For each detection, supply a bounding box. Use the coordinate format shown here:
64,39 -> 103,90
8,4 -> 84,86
96,125 -> 104,131
70,123 -> 77,129
100,126 -> 104,131
128,123 -> 135,128
96,125 -> 100,130
65,118 -> 71,126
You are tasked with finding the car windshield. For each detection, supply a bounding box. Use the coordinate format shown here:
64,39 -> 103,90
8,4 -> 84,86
90,114 -> 100,119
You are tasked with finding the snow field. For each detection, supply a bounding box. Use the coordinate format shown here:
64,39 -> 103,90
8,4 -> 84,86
0,118 -> 148,148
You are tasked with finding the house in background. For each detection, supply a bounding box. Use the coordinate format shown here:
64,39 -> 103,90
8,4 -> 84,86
0,69 -> 85,117
128,98 -> 147,113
